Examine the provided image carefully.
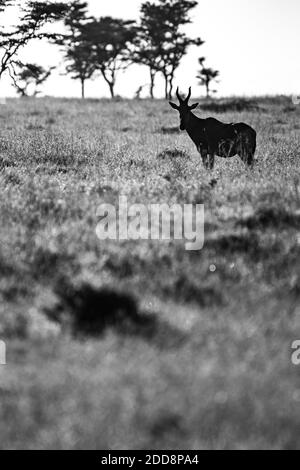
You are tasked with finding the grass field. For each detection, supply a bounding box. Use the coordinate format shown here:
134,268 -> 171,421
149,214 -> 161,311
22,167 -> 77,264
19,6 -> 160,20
0,95 -> 299,450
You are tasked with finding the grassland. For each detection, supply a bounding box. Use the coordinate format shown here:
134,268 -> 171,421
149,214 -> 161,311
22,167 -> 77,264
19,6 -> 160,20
0,95 -> 299,449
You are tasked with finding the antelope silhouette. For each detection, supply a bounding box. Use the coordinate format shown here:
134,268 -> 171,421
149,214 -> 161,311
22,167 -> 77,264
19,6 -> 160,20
169,87 -> 257,170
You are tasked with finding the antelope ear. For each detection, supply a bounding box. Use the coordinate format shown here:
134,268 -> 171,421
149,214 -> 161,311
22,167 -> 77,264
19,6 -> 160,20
189,102 -> 199,110
169,102 -> 179,110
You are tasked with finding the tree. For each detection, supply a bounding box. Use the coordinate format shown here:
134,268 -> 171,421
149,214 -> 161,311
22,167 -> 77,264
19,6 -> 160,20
9,62 -> 55,96
132,30 -> 159,99
132,8 -> 163,99
139,0 -> 204,99
197,57 -> 219,98
0,1 -> 68,83
81,17 -> 138,98
59,1 -> 95,98
64,43 -> 95,98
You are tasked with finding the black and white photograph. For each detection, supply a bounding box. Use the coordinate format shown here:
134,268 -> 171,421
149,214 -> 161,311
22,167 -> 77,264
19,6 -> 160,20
0,0 -> 299,452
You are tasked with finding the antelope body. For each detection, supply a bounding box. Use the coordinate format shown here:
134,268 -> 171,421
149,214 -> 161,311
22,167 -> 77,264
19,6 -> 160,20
169,88 -> 257,170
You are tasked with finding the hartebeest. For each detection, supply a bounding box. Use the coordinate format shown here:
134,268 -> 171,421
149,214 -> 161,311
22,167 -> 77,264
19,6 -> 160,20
169,87 -> 257,170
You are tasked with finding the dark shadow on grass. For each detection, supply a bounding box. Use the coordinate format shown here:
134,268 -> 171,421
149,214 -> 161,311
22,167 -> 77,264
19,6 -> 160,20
148,412 -> 186,442
0,253 -> 29,302
157,126 -> 180,135
0,252 -> 15,277
209,178 -> 218,188
200,98 -> 260,113
163,275 -> 223,308
30,247 -> 79,280
237,207 -> 300,230
44,280 -> 186,348
206,231 -> 287,268
0,156 -> 16,170
283,105 -> 297,113
205,232 -> 279,263
26,124 -> 45,131
206,233 -> 260,254
157,148 -> 190,159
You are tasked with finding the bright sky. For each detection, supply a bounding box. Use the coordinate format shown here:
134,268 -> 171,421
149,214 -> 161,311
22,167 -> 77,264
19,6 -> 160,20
1,0 -> 299,98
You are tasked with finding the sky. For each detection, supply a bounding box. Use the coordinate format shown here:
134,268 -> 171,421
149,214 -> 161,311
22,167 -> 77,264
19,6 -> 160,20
0,0 -> 299,98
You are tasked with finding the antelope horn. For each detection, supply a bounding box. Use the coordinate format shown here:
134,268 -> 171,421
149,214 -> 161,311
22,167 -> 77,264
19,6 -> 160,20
185,86 -> 192,103
176,87 -> 182,103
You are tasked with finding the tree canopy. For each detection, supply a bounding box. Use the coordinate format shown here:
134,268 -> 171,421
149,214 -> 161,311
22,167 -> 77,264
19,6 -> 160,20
137,0 -> 204,99
0,1 -> 68,80
0,0 -> 221,100
80,16 -> 138,98
9,62 -> 55,96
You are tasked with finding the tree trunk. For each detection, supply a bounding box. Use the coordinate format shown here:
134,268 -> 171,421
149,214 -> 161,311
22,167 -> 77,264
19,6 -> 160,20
168,75 -> 174,100
108,82 -> 115,98
149,69 -> 155,99
101,69 -> 115,99
164,74 -> 168,100
81,78 -> 85,99
206,81 -> 210,98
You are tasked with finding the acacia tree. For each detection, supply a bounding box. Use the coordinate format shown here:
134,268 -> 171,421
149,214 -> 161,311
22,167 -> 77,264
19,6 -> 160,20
0,1 -> 68,83
139,0 -> 203,99
81,17 -> 138,98
59,1 -> 95,98
9,62 -> 55,96
64,43 -> 95,98
197,57 -> 219,98
132,10 -> 162,99
132,31 -> 159,99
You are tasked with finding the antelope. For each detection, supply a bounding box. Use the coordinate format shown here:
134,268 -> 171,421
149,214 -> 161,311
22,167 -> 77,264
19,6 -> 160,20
169,87 -> 257,170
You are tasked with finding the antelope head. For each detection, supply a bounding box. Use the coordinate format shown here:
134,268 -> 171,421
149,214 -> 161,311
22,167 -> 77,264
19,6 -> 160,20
169,87 -> 199,131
